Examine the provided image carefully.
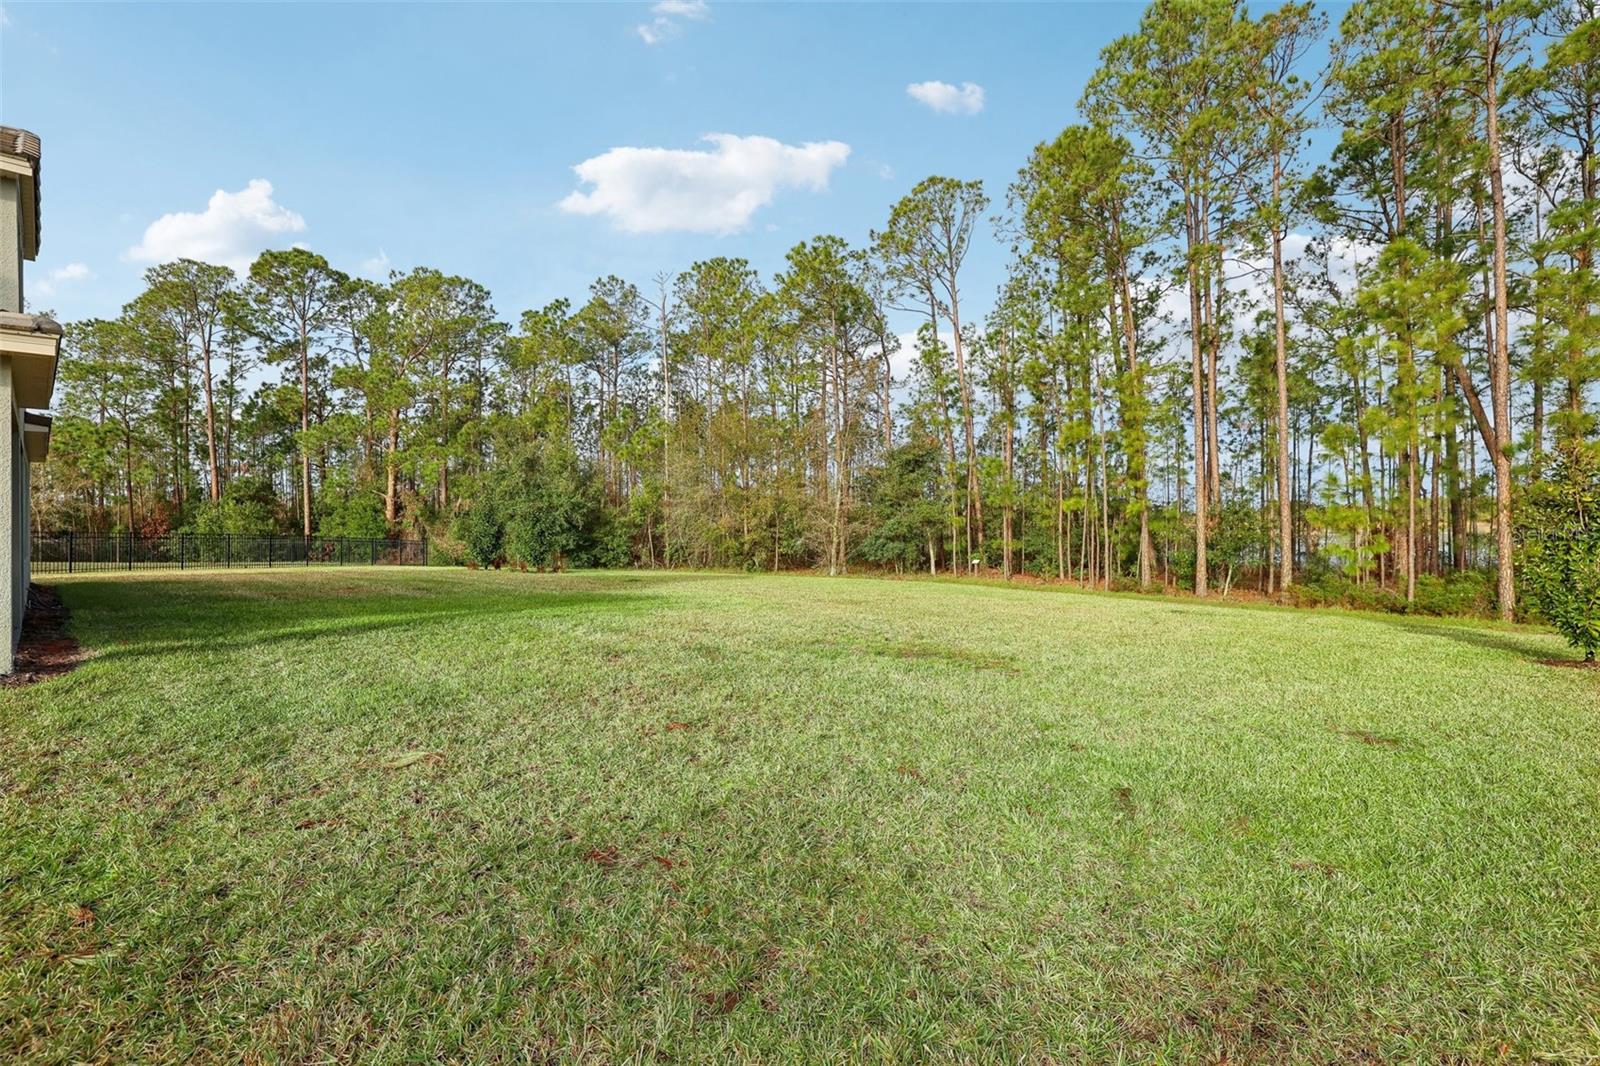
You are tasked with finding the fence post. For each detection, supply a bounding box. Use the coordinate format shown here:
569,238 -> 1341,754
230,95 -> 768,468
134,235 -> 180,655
226,533 -> 232,568
268,533 -> 274,568
179,533 -> 185,571
67,531 -> 74,574
127,531 -> 133,572
305,535 -> 310,567
370,537 -> 376,566
422,532 -> 428,566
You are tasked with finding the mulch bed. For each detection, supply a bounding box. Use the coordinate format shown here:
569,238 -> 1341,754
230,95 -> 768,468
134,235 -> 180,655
2,585 -> 87,687
1538,657 -> 1600,670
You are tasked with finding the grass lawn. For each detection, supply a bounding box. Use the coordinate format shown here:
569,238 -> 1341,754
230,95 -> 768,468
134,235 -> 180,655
2,568 -> 1597,1063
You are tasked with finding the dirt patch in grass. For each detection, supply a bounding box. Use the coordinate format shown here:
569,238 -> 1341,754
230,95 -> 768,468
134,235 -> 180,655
583,846 -> 621,868
1537,657 -> 1600,669
698,988 -> 743,1015
2,585 -> 86,687
293,817 -> 343,831
1333,727 -> 1401,748
880,640 -> 1019,673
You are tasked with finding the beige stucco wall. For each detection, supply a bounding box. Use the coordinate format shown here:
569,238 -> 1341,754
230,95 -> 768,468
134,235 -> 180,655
2,356 -> 18,674
0,133 -> 47,674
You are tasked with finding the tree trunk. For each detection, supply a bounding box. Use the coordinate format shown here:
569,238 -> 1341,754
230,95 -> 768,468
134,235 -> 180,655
124,427 -> 136,533
385,415 -> 401,526
1446,374 -> 1467,571
1113,221 -> 1153,588
1002,362 -> 1014,581
299,326 -> 313,537
947,282 -> 983,562
1485,11 -> 1516,621
1187,202 -> 1209,597
201,335 -> 221,502
878,324 -> 894,456
1271,152 -> 1293,592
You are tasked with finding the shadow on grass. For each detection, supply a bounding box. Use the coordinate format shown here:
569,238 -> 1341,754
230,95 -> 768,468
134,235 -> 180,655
1368,614 -> 1571,664
49,572 -> 674,666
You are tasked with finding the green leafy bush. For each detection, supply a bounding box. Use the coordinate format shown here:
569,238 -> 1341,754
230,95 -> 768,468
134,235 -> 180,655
452,443 -> 607,570
1517,449 -> 1600,661
1286,569 -> 1494,618
182,497 -> 275,536
854,442 -> 946,572
1412,571 -> 1494,617
317,490 -> 390,539
454,494 -> 504,569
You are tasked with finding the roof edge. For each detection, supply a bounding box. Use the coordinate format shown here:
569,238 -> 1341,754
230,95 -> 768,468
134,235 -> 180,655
0,312 -> 62,337
0,126 -> 41,260
0,127 -> 41,165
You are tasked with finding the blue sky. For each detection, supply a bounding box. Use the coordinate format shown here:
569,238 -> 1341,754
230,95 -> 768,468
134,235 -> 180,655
4,2 -> 1162,333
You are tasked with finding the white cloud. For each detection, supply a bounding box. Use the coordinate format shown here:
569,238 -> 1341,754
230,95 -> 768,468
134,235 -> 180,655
33,261 -> 92,298
559,133 -> 850,235
126,179 -> 306,274
653,0 -> 708,17
359,249 -> 392,278
889,329 -> 957,387
1230,232 -> 1379,311
1135,231 -> 1384,363
1317,234 -> 1379,294
637,0 -> 708,44
906,80 -> 985,116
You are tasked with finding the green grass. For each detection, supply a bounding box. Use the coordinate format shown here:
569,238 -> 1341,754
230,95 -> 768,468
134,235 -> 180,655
2,568 -> 1598,1063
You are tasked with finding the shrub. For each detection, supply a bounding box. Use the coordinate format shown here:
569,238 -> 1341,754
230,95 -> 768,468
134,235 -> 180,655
454,497 -> 503,569
502,472 -> 585,569
1517,448 -> 1600,661
317,490 -> 389,540
423,531 -> 465,567
853,442 -> 946,573
1413,571 -> 1494,617
451,443 -> 606,570
590,510 -> 636,569
1284,569 -> 1495,618
183,497 -> 275,536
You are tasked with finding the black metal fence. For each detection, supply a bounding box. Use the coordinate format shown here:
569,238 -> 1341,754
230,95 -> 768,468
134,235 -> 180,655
31,532 -> 429,574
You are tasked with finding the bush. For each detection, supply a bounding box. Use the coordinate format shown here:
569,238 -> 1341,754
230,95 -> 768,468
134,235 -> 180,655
1517,448 -> 1600,661
1413,571 -> 1494,617
317,490 -> 389,539
423,530 -> 466,567
451,443 -> 607,570
182,496 -> 275,536
853,442 -> 947,573
1287,575 -> 1401,613
454,495 -> 504,569
501,451 -> 589,569
1285,569 -> 1495,618
587,506 -> 636,569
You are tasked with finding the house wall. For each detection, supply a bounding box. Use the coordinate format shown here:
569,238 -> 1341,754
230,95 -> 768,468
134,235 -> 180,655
0,177 -> 19,313
2,357 -> 17,673
16,394 -> 28,643
3,153 -> 26,673
0,139 -> 41,675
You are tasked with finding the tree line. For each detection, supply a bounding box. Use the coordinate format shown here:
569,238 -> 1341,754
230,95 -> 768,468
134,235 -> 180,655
34,0 -> 1600,622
